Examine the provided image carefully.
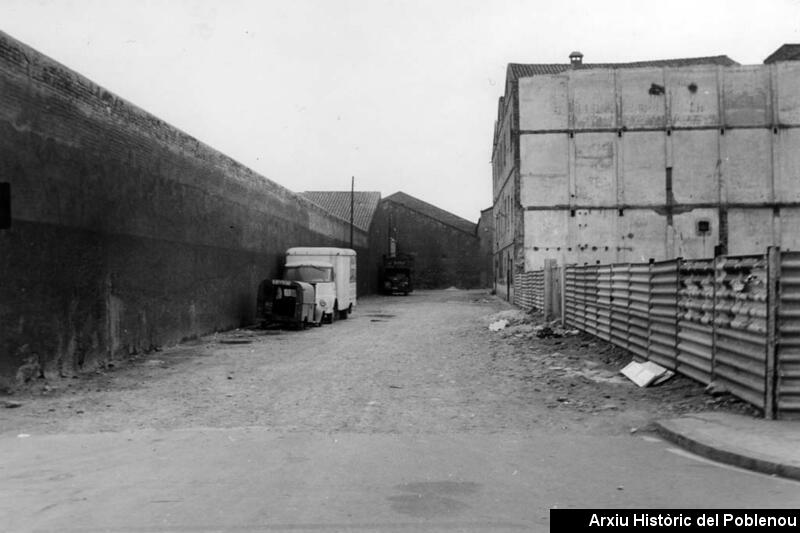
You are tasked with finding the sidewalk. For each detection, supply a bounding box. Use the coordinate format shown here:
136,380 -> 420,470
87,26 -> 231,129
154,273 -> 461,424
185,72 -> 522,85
654,412 -> 800,481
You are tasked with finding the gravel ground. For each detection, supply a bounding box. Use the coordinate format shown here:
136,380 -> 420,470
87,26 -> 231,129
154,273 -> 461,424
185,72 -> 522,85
0,290 -> 758,436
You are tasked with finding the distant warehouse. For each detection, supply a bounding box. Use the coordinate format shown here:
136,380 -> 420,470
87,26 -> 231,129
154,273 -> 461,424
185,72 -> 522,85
491,47 -> 800,300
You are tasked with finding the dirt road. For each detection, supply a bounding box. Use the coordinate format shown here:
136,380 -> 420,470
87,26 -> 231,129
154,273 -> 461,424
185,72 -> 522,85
0,290 -> 754,436
2,290 -> 797,532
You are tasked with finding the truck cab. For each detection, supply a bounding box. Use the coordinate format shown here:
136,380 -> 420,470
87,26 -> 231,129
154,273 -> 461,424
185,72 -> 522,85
256,279 -> 321,328
283,261 -> 337,322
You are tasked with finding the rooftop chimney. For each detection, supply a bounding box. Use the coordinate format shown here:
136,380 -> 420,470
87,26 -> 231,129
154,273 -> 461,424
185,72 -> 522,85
569,51 -> 584,67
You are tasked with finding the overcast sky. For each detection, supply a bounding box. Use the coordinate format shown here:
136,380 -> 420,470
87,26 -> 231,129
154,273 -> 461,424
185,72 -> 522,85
3,0 -> 800,221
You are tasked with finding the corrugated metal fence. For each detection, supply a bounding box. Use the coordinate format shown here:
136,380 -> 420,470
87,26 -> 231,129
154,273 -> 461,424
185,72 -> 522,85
778,252 -> 800,418
513,270 -> 544,311
516,247 -> 800,419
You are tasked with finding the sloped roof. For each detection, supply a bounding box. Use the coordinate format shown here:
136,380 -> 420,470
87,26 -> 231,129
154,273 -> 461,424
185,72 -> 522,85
764,44 -> 800,64
301,191 -> 381,231
384,192 -> 477,235
507,55 -> 738,82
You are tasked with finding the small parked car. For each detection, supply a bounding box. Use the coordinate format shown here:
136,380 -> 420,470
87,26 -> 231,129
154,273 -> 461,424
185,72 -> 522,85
256,279 -> 322,329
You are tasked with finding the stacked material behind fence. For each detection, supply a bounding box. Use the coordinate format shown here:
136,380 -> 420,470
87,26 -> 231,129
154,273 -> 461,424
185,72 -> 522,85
676,259 -> 716,385
712,255 -> 769,409
561,251 -> 789,417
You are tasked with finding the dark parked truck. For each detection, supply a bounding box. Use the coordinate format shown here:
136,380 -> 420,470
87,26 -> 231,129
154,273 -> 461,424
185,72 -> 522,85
381,254 -> 414,295
256,279 -> 322,329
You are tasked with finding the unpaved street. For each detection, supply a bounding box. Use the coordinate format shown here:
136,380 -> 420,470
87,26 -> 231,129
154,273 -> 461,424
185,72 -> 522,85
0,290 -> 754,436
1,291 -> 798,532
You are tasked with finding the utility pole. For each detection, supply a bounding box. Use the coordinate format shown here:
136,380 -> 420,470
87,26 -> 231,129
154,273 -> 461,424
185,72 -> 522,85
349,176 -> 354,249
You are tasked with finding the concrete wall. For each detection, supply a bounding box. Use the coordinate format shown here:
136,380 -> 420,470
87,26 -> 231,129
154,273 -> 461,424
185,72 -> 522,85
0,31 -> 367,389
517,63 -> 800,270
368,201 -> 482,291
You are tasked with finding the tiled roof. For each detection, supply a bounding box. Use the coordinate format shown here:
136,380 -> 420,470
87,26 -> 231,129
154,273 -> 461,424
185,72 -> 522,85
507,55 -> 738,81
764,44 -> 800,64
384,192 -> 477,235
301,191 -> 381,231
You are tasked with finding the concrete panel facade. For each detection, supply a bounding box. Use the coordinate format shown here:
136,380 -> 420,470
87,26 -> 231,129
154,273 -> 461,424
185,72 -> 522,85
621,131 -> 666,206
666,67 -> 720,127
523,210 -> 569,269
727,208 -> 775,256
568,209 -> 617,265
519,76 -> 568,131
671,130 -> 720,204
723,66 -> 772,127
672,208 -> 719,259
0,31 -> 367,388
618,68 -> 667,128
777,62 -> 800,125
524,208 -> 674,269
571,70 -> 616,129
617,210 -> 669,263
779,207 -> 800,251
722,128 -> 773,204
512,63 -> 800,271
519,134 -> 569,207
776,129 -> 800,202
574,133 -> 616,206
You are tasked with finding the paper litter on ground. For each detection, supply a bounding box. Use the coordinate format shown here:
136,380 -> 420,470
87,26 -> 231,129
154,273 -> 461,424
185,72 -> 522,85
488,319 -> 509,331
620,361 -> 674,387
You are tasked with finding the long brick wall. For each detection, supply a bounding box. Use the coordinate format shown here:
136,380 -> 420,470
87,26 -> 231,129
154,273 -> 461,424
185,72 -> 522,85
0,31 -> 367,389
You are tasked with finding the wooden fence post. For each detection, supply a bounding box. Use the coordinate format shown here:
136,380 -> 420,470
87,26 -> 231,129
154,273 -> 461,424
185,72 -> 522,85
766,246 -> 780,419
543,259 -> 560,322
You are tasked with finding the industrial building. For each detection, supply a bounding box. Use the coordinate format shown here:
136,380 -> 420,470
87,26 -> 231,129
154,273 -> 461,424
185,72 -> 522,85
302,191 -> 484,292
491,48 -> 800,300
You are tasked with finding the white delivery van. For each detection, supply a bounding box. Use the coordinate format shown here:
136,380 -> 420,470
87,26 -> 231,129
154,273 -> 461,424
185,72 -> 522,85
284,247 -> 356,322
